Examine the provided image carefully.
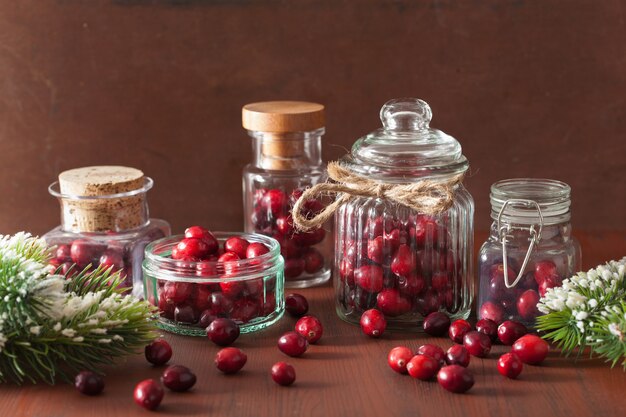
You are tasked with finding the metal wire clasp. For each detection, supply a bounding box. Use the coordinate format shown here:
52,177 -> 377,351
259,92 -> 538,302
497,199 -> 543,289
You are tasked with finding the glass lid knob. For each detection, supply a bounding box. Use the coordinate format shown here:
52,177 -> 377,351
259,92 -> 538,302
380,98 -> 432,131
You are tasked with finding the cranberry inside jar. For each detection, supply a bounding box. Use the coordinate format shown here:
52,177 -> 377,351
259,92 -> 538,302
143,231 -> 285,336
332,99 -> 474,330
242,101 -> 331,288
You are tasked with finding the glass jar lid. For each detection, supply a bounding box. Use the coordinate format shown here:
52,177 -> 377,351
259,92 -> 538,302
342,98 -> 468,180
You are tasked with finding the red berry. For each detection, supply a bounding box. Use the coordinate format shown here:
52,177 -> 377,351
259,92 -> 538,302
431,272 -> 449,292
284,258 -> 305,279
278,331 -> 308,357
479,301 -> 506,324
263,189 -> 288,216
497,352 -> 523,379
215,347 -> 247,373
463,331 -> 492,357
224,236 -> 250,259
448,319 -> 471,344
497,320 -> 528,345
445,345 -> 470,367
534,260 -> 558,284
303,248 -> 324,274
198,309 -> 217,328
354,265 -> 384,293
414,216 -> 439,247
423,312 -> 451,336
407,355 -> 440,380
476,318 -> 498,342
70,239 -> 105,267
162,281 -> 193,304
207,318 -> 240,346
174,304 -> 199,324
133,379 -> 164,410
488,264 -> 516,300
398,273 -> 426,296
279,238 -> 300,259
99,248 -> 124,271
161,365 -> 197,392
516,289 -> 540,321
512,334 -> 549,365
209,292 -> 233,315
145,339 -> 172,366
74,371 -> 104,395
175,238 -> 211,260
218,252 -> 240,275
367,236 -> 384,264
388,346 -> 414,374
437,365 -> 474,393
539,275 -> 562,297
275,215 -> 295,236
271,362 -> 296,386
184,226 -> 218,254
55,244 -> 72,262
416,344 -> 445,363
285,293 -> 309,317
295,315 -> 323,344
391,244 -> 416,277
246,242 -> 270,258
376,289 -> 411,317
360,309 -> 386,338
230,298 -> 261,323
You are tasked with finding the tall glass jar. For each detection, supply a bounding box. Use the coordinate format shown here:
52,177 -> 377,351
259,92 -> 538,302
477,179 -> 581,326
334,98 -> 474,330
242,101 -> 331,288
43,166 -> 170,298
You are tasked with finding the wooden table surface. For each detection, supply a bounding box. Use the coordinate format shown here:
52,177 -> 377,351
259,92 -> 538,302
1,231 -> 625,417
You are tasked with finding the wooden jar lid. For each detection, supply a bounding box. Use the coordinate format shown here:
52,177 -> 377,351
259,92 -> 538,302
242,101 -> 325,132
59,166 -> 145,196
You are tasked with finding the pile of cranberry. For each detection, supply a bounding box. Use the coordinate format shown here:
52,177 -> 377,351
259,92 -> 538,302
250,188 -> 326,280
381,311 -> 549,393
479,259 -> 563,325
338,214 -> 463,318
154,226 -> 276,327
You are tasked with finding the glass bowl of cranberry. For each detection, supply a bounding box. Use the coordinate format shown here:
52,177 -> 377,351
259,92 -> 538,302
143,227 -> 284,336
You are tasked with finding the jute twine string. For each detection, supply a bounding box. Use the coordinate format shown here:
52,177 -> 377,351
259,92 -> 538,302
291,161 -> 466,231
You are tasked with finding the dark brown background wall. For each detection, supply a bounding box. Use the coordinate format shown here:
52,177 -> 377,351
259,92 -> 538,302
1,0 -> 624,236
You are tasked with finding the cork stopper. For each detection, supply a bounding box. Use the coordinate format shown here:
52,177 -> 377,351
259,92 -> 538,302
56,166 -> 149,232
242,101 -> 325,170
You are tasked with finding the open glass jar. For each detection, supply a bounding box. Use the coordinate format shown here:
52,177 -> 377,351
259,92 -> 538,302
43,166 -> 170,298
333,98 -> 474,330
477,179 -> 581,326
143,232 -> 284,336
242,101 -> 331,288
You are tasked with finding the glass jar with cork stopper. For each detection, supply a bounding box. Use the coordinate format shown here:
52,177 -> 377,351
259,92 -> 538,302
242,101 -> 331,288
43,166 -> 171,298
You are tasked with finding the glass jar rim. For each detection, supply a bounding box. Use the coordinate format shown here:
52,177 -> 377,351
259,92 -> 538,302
48,177 -> 154,200
143,232 -> 283,282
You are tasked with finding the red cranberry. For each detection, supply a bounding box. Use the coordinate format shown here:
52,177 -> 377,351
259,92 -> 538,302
497,320 -> 528,345
162,281 -> 193,304
271,362 -> 296,386
218,252 -> 240,275
437,365 -> 474,393
285,258 -> 305,279
463,331 -> 492,357
263,189 -> 288,216
512,334 -> 549,365
517,289 -> 541,321
366,217 -> 384,237
279,238 -> 300,259
475,318 -> 498,342
407,354 -> 440,380
74,371 -> 104,395
414,216 -> 439,247
497,352 -> 523,379
489,264 -> 516,300
384,228 -> 405,252
70,239 -> 105,267
278,331 -> 308,357
285,293 -> 309,317
415,290 -> 439,316
448,319 -> 471,344
145,339 -> 172,366
224,236 -> 250,259
398,273 -> 426,296
367,236 -> 384,264
416,344 -> 445,363
158,295 -> 175,320
219,280 -> 245,300
276,215 -> 295,236
246,242 -> 270,258
215,347 -> 247,373
339,259 -> 355,285
445,345 -> 470,367
207,318 -> 240,346
161,365 -> 197,392
184,226 -> 218,254
387,346 -> 414,374
133,379 -> 164,410
293,228 -> 326,246
198,309 -> 217,328
230,298 -> 260,323
262,293 -> 277,315
534,260 -> 558,284
55,244 -> 72,261
539,275 -> 562,297
360,309 -> 387,338
423,312 -> 451,336
479,301 -> 506,324
431,272 -> 449,292
175,238 -> 211,260
210,292 -> 234,315
295,315 -> 323,344
174,305 -> 199,324
376,289 -> 411,317
303,248 -> 324,274
354,265 -> 384,293
193,284 -> 212,311
391,244 -> 416,277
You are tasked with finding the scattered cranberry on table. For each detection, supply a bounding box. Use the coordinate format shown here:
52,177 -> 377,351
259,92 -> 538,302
215,347 -> 248,374
512,334 -> 549,365
445,345 -> 470,367
271,362 -> 296,386
497,353 -> 524,379
133,379 -> 164,411
497,320 -> 528,345
206,318 -> 240,346
278,331 -> 309,357
388,346 -> 414,374
285,293 -> 309,317
463,331 -> 492,358
475,318 -> 498,342
448,319 -> 471,344
416,344 -> 445,364
161,365 -> 197,392
295,315 -> 323,344
437,365 -> 475,393
74,371 -> 104,396
407,355 -> 440,380
360,309 -> 387,338
145,339 -> 173,366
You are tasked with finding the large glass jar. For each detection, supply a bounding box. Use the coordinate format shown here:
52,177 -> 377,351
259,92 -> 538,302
43,166 -> 170,298
477,179 -> 581,326
334,98 -> 474,330
242,101 -> 331,288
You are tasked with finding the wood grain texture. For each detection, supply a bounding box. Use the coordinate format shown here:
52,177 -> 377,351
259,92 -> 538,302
0,231 -> 624,417
0,1 -> 625,236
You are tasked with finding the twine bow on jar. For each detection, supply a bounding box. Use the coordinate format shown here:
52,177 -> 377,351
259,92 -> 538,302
291,161 -> 466,231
